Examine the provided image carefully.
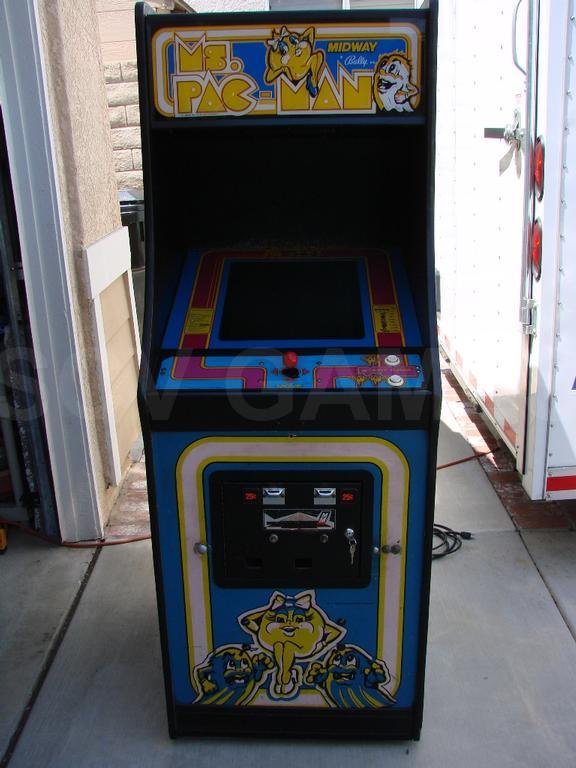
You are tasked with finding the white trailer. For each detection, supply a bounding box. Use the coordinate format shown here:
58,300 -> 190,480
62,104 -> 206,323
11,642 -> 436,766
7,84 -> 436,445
435,0 -> 576,500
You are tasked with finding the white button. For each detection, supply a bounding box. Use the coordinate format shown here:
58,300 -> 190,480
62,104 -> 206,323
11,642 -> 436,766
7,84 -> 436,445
384,354 -> 401,366
387,375 -> 404,387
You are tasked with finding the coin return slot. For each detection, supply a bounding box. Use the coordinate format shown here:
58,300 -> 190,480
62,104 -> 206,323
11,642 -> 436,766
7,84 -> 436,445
264,509 -> 336,531
295,558 -> 312,570
245,556 -> 263,569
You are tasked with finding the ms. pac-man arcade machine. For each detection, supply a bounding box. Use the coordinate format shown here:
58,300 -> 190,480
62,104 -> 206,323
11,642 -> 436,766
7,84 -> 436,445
136,1 -> 439,740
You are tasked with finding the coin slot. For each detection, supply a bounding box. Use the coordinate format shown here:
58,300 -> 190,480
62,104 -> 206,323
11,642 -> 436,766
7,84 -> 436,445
294,558 -> 312,570
245,556 -> 263,569
314,487 -> 336,505
263,487 -> 285,505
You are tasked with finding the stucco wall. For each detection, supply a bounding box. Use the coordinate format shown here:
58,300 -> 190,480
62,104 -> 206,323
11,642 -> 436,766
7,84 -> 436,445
37,0 -> 125,520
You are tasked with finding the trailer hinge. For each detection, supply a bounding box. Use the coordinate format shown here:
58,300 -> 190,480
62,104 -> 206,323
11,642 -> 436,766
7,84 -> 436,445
521,298 -> 537,336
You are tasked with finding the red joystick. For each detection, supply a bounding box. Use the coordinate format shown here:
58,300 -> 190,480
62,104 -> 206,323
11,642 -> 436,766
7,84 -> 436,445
283,351 -> 299,369
282,351 -> 300,379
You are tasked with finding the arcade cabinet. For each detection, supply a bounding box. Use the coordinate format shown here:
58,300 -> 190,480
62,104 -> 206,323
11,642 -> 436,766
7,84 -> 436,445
136,2 -> 440,740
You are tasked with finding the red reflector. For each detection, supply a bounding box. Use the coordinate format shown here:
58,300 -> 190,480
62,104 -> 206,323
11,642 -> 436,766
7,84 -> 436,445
534,137 -> 545,201
341,491 -> 355,502
531,219 -> 542,280
244,491 -> 257,502
546,475 -> 576,492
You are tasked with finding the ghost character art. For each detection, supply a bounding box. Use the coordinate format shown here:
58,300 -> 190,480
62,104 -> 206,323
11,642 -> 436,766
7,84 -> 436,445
306,644 -> 397,709
373,52 -> 419,112
193,645 -> 274,706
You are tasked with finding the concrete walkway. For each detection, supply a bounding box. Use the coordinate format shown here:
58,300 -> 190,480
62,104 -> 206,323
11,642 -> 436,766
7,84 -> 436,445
2,407 -> 576,767
0,534 -> 95,763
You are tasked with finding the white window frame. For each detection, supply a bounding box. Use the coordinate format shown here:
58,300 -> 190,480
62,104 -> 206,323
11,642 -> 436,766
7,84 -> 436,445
0,0 -> 101,541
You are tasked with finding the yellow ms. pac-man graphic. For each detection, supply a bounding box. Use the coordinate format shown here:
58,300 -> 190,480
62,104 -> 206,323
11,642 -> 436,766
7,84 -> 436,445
152,23 -> 422,118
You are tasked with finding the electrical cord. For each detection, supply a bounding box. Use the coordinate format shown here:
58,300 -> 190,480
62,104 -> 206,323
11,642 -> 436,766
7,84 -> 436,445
0,519 -> 150,548
436,446 -> 498,470
0,447 -> 497,551
432,523 -> 473,559
432,447 -> 496,557
3,517 -> 473,558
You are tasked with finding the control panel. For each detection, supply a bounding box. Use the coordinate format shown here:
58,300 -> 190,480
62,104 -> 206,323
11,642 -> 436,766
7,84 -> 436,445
157,352 -> 424,391
209,470 -> 374,588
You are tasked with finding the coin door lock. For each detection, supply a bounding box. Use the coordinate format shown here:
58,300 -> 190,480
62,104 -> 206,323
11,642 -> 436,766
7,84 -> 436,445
344,528 -> 357,565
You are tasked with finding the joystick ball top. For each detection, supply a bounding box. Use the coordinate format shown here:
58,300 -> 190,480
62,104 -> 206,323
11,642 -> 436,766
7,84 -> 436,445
282,351 -> 299,369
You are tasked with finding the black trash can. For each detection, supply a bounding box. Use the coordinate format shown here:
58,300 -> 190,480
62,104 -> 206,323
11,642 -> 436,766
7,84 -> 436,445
119,188 -> 145,337
119,189 -> 145,269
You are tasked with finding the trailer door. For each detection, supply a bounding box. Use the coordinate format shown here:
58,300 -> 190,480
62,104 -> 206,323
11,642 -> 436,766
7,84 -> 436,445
524,0 -> 576,500
435,0 -> 539,466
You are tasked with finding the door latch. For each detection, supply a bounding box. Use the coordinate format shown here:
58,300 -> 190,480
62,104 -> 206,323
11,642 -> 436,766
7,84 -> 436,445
521,297 -> 537,336
484,109 -> 524,177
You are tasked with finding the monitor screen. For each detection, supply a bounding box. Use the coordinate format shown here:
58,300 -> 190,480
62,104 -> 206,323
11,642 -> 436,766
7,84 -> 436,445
218,260 -> 365,341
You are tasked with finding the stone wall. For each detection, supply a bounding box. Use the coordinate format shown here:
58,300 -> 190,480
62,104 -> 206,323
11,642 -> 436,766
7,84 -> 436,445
105,60 -> 143,191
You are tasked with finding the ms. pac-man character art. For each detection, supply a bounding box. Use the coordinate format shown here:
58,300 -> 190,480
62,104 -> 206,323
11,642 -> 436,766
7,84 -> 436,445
136,1 -> 440,740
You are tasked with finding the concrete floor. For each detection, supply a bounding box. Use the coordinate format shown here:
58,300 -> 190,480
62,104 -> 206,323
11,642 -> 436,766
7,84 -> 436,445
0,535 -> 95,761
2,413 -> 576,767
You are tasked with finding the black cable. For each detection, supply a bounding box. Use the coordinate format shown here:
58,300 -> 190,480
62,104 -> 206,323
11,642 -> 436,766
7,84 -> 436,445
432,523 -> 473,559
